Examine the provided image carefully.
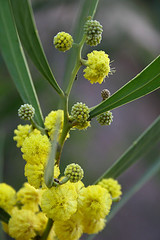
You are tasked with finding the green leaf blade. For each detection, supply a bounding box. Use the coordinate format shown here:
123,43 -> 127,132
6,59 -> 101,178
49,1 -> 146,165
94,116 -> 160,183
90,56 -> 160,118
10,0 -> 64,96
0,0 -> 44,127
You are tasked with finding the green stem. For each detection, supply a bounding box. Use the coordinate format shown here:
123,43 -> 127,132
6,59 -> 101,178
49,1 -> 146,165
40,218 -> 53,240
30,119 -> 46,135
65,34 -> 86,97
56,95 -> 72,165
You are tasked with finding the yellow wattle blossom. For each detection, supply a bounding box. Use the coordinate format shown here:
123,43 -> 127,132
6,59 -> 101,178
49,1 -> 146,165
98,178 -> 122,198
21,132 -> 51,165
0,183 -> 16,213
74,121 -> 91,130
73,180 -> 84,194
25,163 -> 44,189
44,110 -> 64,140
83,50 -> 111,84
41,183 -> 77,221
83,217 -> 106,234
16,182 -> 41,212
25,163 -> 60,189
35,212 -> 48,236
8,209 -> 39,240
54,214 -> 83,240
13,124 -> 31,148
77,185 -> 112,220
1,222 -> 9,234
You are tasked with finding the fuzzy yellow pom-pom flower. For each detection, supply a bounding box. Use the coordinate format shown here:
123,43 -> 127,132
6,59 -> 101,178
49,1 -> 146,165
13,124 -> 31,148
77,185 -> 112,220
54,214 -> 83,240
8,209 -> 39,240
83,217 -> 106,234
45,110 -> 67,140
16,183 -> 41,212
83,50 -> 111,84
0,183 -> 16,213
21,132 -> 51,165
25,163 -> 44,189
25,163 -> 60,189
98,178 -> 122,198
41,183 -> 77,221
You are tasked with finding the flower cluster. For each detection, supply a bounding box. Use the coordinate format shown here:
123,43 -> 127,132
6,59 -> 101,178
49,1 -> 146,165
0,176 -> 122,240
83,50 -> 111,84
1,14 -> 122,240
0,182 -> 56,240
13,110 -> 67,188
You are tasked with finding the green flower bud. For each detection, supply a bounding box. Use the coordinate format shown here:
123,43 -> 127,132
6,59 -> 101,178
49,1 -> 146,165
18,104 -> 35,121
64,163 -> 84,183
71,102 -> 89,123
53,32 -> 73,52
84,20 -> 103,46
97,111 -> 113,126
101,89 -> 111,100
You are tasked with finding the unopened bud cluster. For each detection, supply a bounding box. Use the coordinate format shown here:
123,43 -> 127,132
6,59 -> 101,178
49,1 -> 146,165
84,20 -> 103,46
97,111 -> 113,125
18,104 -> 35,121
71,102 -> 89,128
53,32 -> 73,52
64,163 -> 84,182
101,89 -> 111,100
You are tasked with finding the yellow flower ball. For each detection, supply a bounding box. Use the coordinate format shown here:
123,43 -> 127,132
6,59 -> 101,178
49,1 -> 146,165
16,183 -> 41,212
25,163 -> 60,189
41,183 -> 77,221
25,163 -> 44,189
0,183 -> 16,213
21,132 -> 51,165
54,214 -> 83,240
98,178 -> 122,198
13,124 -> 31,148
83,50 -> 111,84
8,209 -> 39,240
83,217 -> 106,234
77,185 -> 112,220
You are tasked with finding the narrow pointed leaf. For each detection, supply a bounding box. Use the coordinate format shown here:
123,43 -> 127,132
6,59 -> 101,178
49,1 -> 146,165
0,133 -> 5,182
94,116 -> 160,183
108,157 -> 160,222
44,112 -> 62,188
90,56 -> 160,119
0,208 -> 10,224
0,0 -> 44,127
11,0 -> 64,96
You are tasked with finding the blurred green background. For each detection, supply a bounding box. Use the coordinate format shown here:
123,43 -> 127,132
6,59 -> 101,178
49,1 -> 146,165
0,0 -> 160,239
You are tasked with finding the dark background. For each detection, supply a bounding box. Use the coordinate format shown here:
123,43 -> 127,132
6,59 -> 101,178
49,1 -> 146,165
0,0 -> 160,239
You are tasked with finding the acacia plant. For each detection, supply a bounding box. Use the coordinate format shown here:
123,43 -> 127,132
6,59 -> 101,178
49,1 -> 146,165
0,0 -> 160,240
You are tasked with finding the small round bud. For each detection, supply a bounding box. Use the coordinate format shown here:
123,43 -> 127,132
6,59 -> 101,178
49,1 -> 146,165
64,163 -> 84,183
53,32 -> 73,52
84,20 -> 103,46
71,102 -> 89,123
97,111 -> 113,126
101,89 -> 111,100
18,104 -> 35,121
